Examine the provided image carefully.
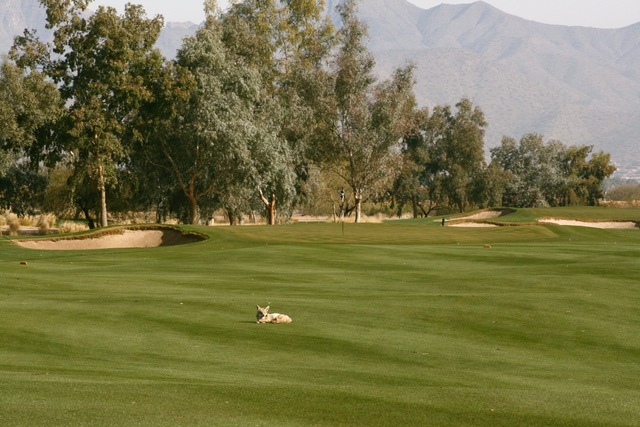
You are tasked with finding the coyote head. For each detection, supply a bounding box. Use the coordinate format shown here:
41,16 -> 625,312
256,305 -> 270,323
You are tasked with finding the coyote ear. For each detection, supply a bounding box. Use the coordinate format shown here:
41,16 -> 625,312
256,305 -> 261,309
265,305 -> 270,311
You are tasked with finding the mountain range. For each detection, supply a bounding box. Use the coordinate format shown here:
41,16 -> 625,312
2,0 -> 639,178
0,0 -> 49,50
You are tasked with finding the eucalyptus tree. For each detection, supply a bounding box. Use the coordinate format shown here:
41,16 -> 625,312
322,0 -> 417,222
155,10 -> 295,225
430,98 -> 487,213
393,107 -> 440,218
393,98 -> 487,215
0,60 -> 62,215
471,161 -> 508,209
128,57 -> 196,223
220,0 -> 334,94
490,134 -> 555,207
0,163 -> 49,216
490,134 -> 615,207
0,60 -> 62,162
556,145 -> 616,205
10,0 -> 165,227
582,151 -> 616,204
220,0 -> 335,219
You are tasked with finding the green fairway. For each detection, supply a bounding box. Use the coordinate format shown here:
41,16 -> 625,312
1,208 -> 639,426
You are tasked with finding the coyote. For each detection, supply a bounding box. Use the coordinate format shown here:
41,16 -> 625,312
256,305 -> 292,324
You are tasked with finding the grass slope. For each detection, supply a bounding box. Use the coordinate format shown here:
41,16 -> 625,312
1,208 -> 639,426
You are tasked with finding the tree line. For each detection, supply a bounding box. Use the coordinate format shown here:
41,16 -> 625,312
0,0 -> 616,226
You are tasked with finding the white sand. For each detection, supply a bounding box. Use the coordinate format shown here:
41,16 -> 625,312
445,210 -> 506,227
447,222 -> 499,228
14,229 -> 181,250
453,210 -> 505,221
537,219 -> 638,229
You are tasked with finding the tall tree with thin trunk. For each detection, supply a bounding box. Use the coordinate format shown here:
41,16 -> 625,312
435,98 -> 487,213
11,0 -> 165,227
321,0 -> 417,222
0,59 -> 61,217
220,0 -> 333,222
154,11 -> 295,225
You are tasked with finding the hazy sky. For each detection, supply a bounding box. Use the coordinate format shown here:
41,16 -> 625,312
92,0 -> 640,29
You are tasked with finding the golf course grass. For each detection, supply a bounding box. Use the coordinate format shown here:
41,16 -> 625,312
1,207 -> 639,426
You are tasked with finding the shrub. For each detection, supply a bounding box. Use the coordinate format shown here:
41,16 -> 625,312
37,214 -> 57,235
19,215 -> 35,227
58,221 -> 89,234
7,213 -> 20,235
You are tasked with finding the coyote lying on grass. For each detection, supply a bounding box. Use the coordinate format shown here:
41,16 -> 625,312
256,305 -> 292,324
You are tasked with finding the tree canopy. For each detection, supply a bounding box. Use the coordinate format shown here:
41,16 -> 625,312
0,0 -> 618,225
490,133 -> 616,207
11,0 -> 165,227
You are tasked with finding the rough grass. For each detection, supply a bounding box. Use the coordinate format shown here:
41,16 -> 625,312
1,208 -> 639,426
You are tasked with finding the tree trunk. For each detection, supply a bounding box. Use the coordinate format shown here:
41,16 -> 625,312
259,189 -> 277,225
188,196 -> 198,225
227,208 -> 237,226
80,207 -> 96,230
98,164 -> 108,227
354,192 -> 362,223
268,194 -> 276,225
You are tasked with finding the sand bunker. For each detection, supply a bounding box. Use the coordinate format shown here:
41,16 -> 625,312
448,222 -> 499,228
537,218 -> 638,229
14,227 -> 206,250
444,209 -> 512,227
444,209 -> 638,229
452,210 -> 509,221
